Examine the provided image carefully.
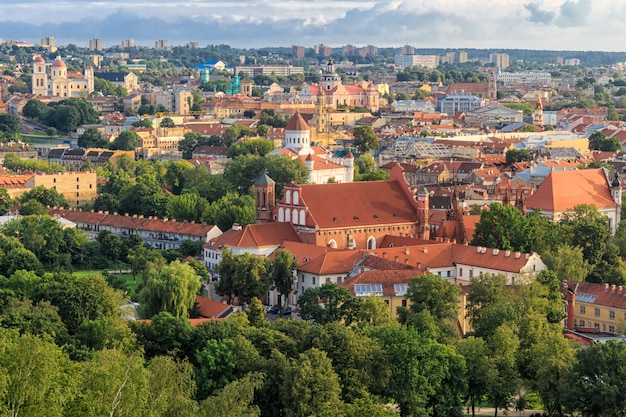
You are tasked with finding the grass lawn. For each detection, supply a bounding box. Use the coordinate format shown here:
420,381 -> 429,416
73,269 -> 143,295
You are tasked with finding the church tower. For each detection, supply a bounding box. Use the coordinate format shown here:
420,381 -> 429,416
416,187 -> 430,240
32,55 -> 48,96
254,171 -> 275,223
533,94 -> 544,127
284,111 -> 311,156
319,58 -> 340,92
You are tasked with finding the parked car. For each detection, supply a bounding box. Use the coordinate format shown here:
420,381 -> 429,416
267,306 -> 280,314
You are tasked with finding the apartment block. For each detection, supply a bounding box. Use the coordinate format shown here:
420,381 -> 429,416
89,38 -> 103,51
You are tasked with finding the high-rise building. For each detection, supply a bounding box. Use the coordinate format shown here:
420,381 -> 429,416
40,36 -> 57,53
400,45 -> 415,55
489,53 -> 510,70
458,51 -> 468,63
155,39 -> 168,50
291,45 -> 305,59
187,42 -> 199,49
89,38 -> 103,51
314,44 -> 332,57
120,38 -> 135,48
394,54 -> 439,69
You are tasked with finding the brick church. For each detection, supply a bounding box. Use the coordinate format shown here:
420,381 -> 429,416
254,164 -> 429,250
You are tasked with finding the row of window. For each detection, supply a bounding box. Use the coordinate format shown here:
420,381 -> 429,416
579,305 -> 620,319
574,319 -> 616,333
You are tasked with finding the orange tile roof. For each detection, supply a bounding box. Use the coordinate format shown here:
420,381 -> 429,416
340,270 -> 424,297
298,250 -> 361,275
268,241 -> 335,266
289,179 -> 419,229
195,296 -> 232,318
136,317 -> 227,326
285,111 -> 310,131
453,245 -> 536,272
364,243 -> 454,269
526,168 -> 617,213
205,222 -> 301,249
564,280 -> 626,310
48,208 -> 219,237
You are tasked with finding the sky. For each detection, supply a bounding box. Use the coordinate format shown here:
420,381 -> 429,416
0,0 -> 624,52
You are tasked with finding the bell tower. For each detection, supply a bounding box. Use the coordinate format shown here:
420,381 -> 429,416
32,55 -> 48,96
254,171 -> 275,223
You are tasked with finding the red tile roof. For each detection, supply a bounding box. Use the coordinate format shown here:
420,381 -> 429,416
48,208 -> 220,237
298,250 -> 361,275
564,280 -> 626,310
205,222 -> 301,249
341,269 -> 424,297
195,296 -> 232,318
285,111 -> 310,131
287,179 -> 419,229
526,168 -> 617,213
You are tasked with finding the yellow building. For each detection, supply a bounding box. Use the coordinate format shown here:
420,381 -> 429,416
564,280 -> 626,334
32,55 -> 94,97
0,171 -> 97,206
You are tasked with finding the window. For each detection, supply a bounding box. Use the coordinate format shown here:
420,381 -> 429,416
595,308 -> 600,317
603,324 -> 606,331
301,275 -> 304,283
76,192 -> 79,197
594,323 -> 600,329
337,277 -> 342,284
469,269 -> 473,278
76,185 -> 80,189
394,283 -> 408,297
610,310 -> 615,319
354,284 -> 383,296
325,277 -> 330,284
89,184 -> 93,189
402,299 -> 407,307
610,325 -> 615,332
459,268 -> 463,277
580,306 -> 586,314
312,277 -> 316,285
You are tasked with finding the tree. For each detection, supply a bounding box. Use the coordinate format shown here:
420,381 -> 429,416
298,283 -> 359,324
0,188 -> 13,215
195,338 -> 237,398
505,148 -> 532,164
97,230 -> 124,268
199,372 -> 263,417
0,114 -> 21,141
270,249 -> 298,312
0,329 -> 76,417
178,131 -> 202,159
558,204 -> 610,265
144,356 -> 198,417
397,273 -> 460,340
471,202 -> 534,252
138,259 -> 202,318
457,336 -> 496,417
352,125 -> 379,153
486,325 -> 519,416
279,348 -> 342,417
46,126 -> 57,137
131,118 -> 154,128
245,297 -> 269,327
111,130 -> 139,150
49,104 -> 81,132
202,192 -> 255,231
243,109 -> 256,118
563,340 -> 626,417
215,249 -> 272,305
18,185 -> 68,207
22,98 -> 49,119
78,127 -> 108,149
354,153 -> 376,175
589,131 -> 621,152
542,244 -> 590,283
160,117 -> 176,128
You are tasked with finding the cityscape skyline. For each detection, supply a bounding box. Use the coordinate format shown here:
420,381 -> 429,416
0,0 -> 625,52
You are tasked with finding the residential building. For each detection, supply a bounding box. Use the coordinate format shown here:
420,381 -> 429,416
0,171 -> 97,205
155,39 -> 168,50
234,65 -> 304,77
394,54 -> 439,69
291,45 -> 305,59
497,71 -> 552,85
0,142 -> 38,164
50,208 -> 222,250
120,38 -> 135,48
563,281 -> 626,334
89,38 -> 103,51
489,53 -> 510,69
314,44 -> 332,57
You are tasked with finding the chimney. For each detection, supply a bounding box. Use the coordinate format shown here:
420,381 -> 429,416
451,238 -> 457,244
619,286 -> 623,293
477,246 -> 481,253
505,250 -> 511,257
492,248 -> 499,256
232,223 -> 242,231
423,246 -> 428,254
565,285 -> 576,330
611,285 -> 617,293
515,251 -> 521,258
604,283 -> 610,290
405,248 -> 410,255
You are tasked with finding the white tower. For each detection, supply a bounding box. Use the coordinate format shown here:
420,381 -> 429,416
284,111 -> 311,156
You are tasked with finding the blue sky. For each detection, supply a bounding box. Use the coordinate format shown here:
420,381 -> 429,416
0,0 -> 624,51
